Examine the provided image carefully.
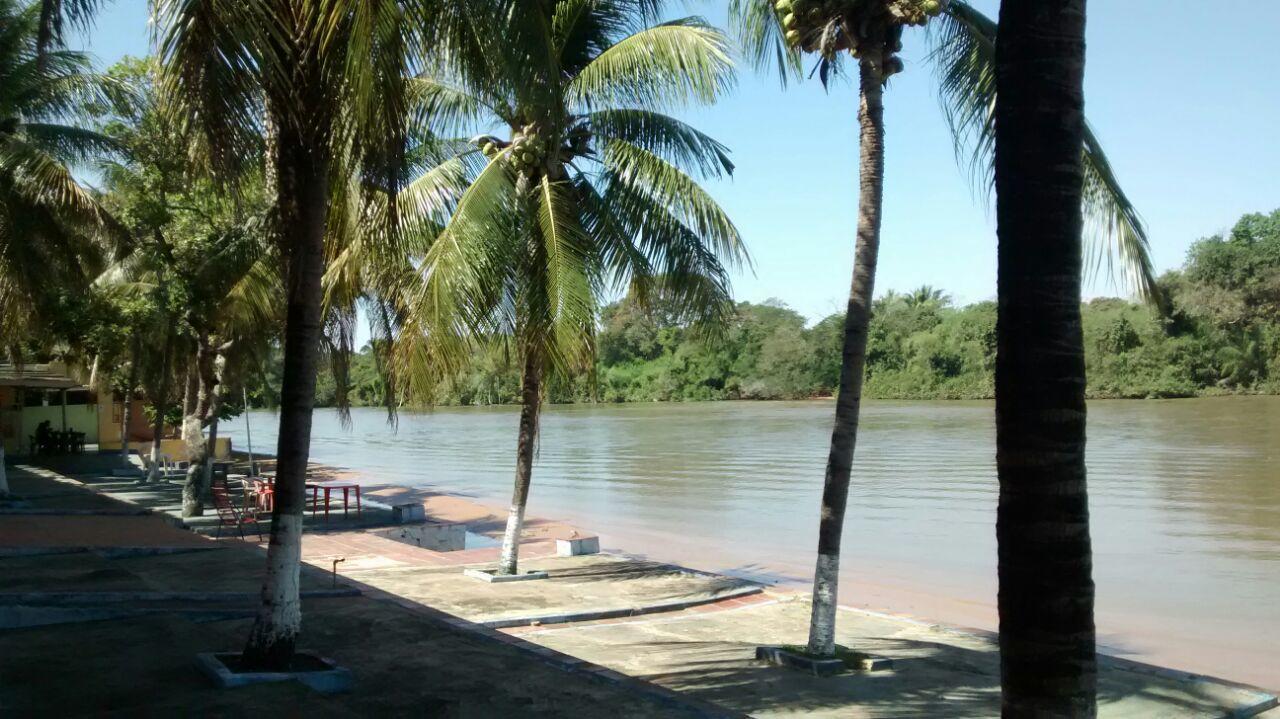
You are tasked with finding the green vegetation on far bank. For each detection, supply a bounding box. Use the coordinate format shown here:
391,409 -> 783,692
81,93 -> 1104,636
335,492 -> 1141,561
293,209 -> 1280,407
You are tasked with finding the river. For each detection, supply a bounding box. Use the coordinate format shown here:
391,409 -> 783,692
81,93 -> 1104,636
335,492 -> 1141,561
224,397 -> 1280,689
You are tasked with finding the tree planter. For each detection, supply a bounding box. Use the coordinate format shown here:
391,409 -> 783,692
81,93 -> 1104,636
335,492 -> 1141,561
755,645 -> 892,677
196,652 -> 352,693
463,568 -> 549,583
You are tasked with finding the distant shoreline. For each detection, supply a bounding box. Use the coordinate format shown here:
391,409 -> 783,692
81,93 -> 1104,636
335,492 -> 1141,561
294,389 -> 1279,413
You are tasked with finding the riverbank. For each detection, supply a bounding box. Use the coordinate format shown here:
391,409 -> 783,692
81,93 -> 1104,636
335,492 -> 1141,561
6,457 -> 1275,716
224,399 -> 1280,692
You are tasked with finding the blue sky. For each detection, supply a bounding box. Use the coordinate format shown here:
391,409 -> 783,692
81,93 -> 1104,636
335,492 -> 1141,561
77,1 -> 1280,323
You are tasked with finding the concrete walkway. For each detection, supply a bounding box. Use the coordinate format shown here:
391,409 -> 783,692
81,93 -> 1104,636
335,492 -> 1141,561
0,464 -> 740,717
519,595 -> 1277,718
7,458 -> 1276,718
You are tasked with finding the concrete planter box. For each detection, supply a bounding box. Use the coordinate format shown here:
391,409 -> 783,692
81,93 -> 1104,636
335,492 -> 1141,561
391,503 -> 425,523
756,645 -> 892,676
377,522 -> 465,552
464,568 -> 549,583
555,536 -> 600,557
196,652 -> 352,694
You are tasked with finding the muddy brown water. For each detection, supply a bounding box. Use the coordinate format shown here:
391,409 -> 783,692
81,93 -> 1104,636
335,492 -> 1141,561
227,397 -> 1280,690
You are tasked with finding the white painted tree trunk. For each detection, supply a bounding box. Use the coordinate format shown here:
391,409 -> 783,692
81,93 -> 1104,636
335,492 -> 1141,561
498,503 -> 527,574
245,513 -> 302,657
147,428 -> 164,483
497,349 -> 541,576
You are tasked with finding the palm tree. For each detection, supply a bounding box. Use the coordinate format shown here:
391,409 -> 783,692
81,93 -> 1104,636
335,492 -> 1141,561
993,0 -> 1095,712
0,0 -> 117,360
154,0 -> 427,669
732,0 -> 1157,659
398,0 -> 744,576
905,284 -> 948,308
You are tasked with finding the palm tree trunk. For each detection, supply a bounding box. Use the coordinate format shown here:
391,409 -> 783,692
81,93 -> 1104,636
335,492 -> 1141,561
146,334 -> 173,483
241,122 -> 330,671
993,0 -> 1096,714
806,55 -> 886,657
120,335 -> 139,467
498,347 -> 542,576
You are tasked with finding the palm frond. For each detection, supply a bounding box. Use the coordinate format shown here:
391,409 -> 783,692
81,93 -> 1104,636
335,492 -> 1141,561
533,175 -> 594,370
728,0 -> 803,86
588,108 -> 733,179
928,1 -> 1160,303
569,18 -> 736,111
601,138 -> 746,268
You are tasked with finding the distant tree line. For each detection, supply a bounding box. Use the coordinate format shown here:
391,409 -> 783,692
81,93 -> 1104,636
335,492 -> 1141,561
275,208 -> 1280,407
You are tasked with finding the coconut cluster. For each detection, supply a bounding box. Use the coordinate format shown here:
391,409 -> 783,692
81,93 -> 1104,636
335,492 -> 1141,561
475,121 -> 592,173
775,0 -> 948,72
510,121 -> 553,169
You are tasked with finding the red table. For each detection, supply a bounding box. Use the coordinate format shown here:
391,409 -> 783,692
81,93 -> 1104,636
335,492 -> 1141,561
306,480 -> 362,520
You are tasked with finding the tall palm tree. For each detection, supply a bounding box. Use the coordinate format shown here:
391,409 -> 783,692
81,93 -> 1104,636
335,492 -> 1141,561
154,0 -> 428,669
0,0 -> 118,360
398,0 -> 744,576
732,0 -> 1156,658
993,0 -> 1095,713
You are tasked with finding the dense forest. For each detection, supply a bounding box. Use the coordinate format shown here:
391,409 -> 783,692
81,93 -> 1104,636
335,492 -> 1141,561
281,209 -> 1280,407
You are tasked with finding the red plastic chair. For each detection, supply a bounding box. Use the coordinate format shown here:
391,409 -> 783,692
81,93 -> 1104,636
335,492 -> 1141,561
212,474 -> 262,541
248,478 -> 274,512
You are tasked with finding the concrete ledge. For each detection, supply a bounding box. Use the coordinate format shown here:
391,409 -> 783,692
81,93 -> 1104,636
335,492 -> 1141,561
756,645 -> 892,676
464,568 -> 550,583
483,585 -> 765,629
377,522 -> 465,552
195,652 -> 352,694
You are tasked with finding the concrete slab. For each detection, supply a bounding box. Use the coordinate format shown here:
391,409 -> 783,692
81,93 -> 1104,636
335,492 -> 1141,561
340,553 -> 762,628
519,596 -> 1278,718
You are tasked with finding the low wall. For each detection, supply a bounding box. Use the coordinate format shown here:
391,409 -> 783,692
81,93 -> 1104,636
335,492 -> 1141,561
100,437 -> 232,462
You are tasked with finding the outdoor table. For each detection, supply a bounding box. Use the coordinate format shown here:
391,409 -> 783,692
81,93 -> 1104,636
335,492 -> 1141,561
305,480 -> 362,521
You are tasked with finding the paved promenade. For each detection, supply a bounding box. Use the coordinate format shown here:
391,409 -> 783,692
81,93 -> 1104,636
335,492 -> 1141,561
3,457 -> 1275,718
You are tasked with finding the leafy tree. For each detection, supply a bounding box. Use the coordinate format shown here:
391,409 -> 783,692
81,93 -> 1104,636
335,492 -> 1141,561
398,0 -> 744,576
0,0 -> 118,360
1177,209 -> 1280,326
155,0 -> 428,669
91,57 -> 278,498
